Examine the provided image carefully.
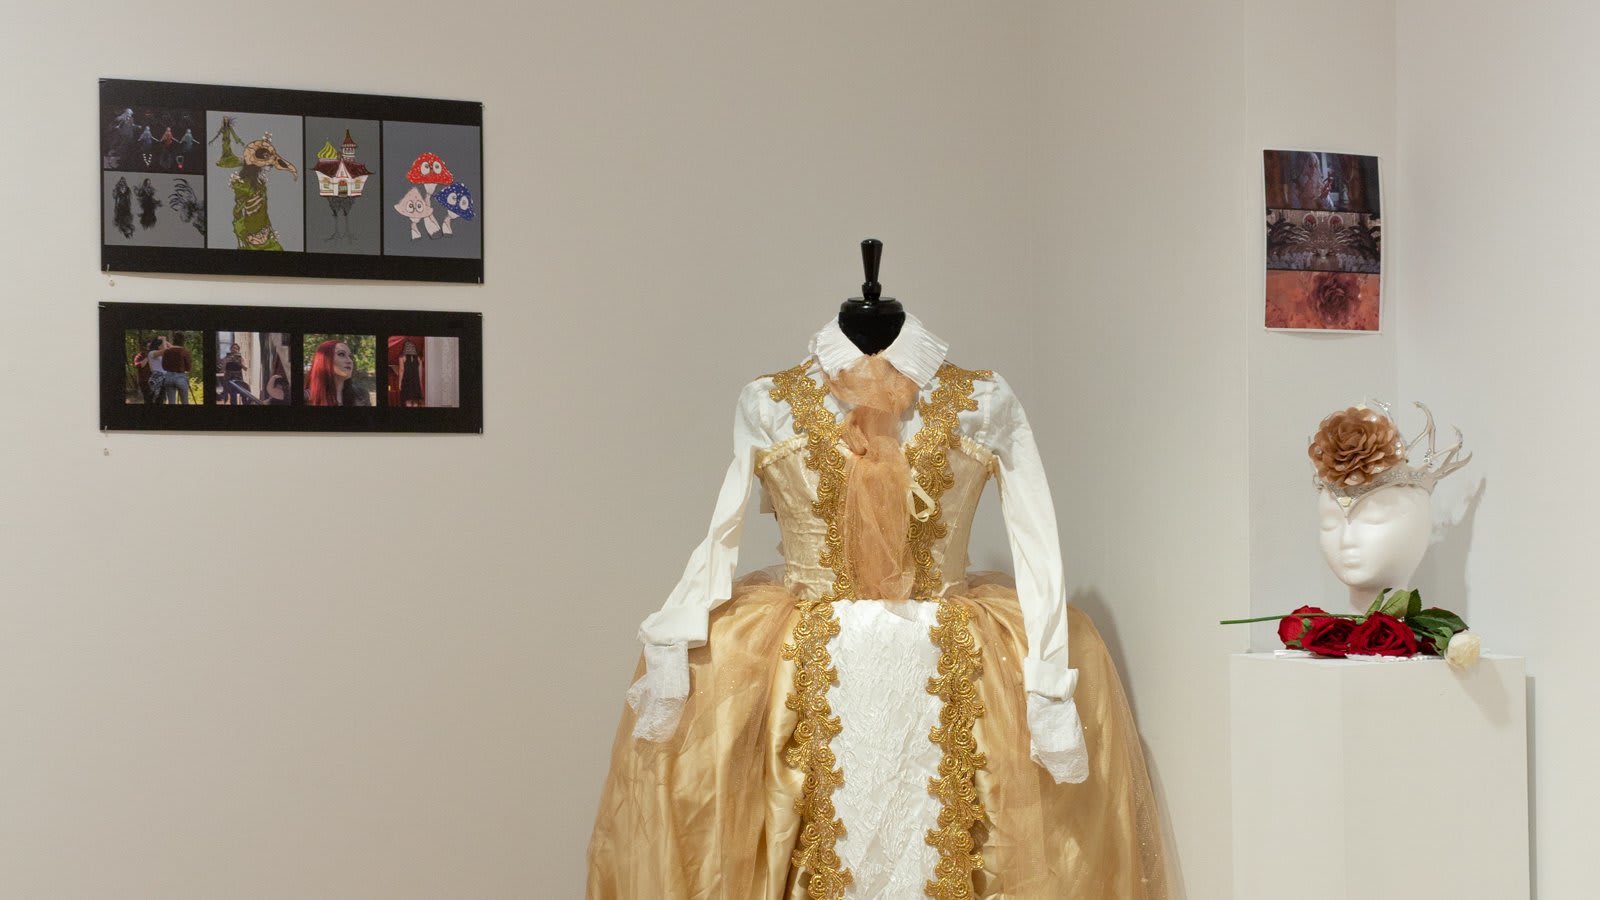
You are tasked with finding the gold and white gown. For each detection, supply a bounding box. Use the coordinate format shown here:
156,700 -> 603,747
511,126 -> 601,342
588,315 -> 1168,899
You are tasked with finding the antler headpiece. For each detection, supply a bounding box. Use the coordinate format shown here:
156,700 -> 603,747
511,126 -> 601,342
1309,401 -> 1471,513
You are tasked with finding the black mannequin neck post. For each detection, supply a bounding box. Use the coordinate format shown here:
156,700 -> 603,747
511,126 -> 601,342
837,238 -> 905,356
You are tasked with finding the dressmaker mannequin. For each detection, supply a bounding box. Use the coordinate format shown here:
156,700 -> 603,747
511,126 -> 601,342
1317,484 -> 1432,612
838,238 -> 905,354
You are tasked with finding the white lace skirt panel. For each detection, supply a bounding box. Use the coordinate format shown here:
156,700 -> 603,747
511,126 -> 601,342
827,599 -> 943,899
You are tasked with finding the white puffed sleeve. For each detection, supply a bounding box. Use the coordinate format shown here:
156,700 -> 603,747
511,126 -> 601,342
628,379 -> 768,741
986,373 -> 1089,783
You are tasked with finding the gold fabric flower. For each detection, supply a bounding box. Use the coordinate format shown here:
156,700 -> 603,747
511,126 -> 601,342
1309,406 -> 1404,486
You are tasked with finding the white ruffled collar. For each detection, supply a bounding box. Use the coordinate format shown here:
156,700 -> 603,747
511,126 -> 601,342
808,312 -> 949,388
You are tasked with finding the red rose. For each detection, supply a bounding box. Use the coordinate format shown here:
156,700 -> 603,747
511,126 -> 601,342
1346,612 -> 1420,657
1302,617 -> 1356,657
1277,605 -> 1330,649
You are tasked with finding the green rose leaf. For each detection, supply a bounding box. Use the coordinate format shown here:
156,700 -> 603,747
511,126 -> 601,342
1378,589 -> 1415,619
1414,608 -> 1467,633
1367,590 -> 1390,616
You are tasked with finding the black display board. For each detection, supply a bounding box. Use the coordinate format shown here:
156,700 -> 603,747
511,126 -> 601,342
99,79 -> 484,283
100,302 -> 483,433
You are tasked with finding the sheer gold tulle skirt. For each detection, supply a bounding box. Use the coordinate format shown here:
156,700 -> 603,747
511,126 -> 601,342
587,573 -> 1170,900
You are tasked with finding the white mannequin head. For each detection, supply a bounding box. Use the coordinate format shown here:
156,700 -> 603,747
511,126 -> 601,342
1318,484 -> 1432,611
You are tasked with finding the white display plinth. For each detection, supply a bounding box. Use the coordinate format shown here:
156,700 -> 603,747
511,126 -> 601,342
1230,652 -> 1529,900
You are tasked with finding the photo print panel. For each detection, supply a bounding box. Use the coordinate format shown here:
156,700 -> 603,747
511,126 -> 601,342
101,105 -> 206,175
303,118 -> 382,256
101,303 -> 482,433
103,172 -> 207,249
123,329 -> 204,406
100,79 -> 483,282
302,333 -> 377,407
386,336 -> 460,408
215,331 -> 293,406
1263,150 -> 1382,332
383,121 -> 483,260
206,111 -> 305,252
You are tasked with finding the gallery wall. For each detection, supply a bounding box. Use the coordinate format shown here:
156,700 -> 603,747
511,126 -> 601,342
1243,0 -> 1400,642
5,0 -> 1574,897
0,2 -> 1051,897
1031,5 -> 1250,895
1395,1 -> 1600,894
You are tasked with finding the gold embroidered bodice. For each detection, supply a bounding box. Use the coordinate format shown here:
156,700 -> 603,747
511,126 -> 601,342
756,428 -> 995,602
756,358 -> 997,607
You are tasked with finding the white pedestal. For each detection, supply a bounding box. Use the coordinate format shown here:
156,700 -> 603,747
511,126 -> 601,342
1230,652 -> 1529,900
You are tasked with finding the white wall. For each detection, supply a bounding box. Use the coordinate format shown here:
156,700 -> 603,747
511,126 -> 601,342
0,2 -> 1050,897
22,1 -> 1588,897
1395,2 -> 1600,894
1245,0 -> 1400,643
1033,4 -> 1249,896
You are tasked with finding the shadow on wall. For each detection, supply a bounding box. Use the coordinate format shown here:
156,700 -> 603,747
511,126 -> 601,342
1072,587 -> 1189,899
1415,477 -> 1486,621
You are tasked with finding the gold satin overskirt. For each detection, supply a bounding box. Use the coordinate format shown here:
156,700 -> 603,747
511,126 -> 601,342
587,572 -> 1169,900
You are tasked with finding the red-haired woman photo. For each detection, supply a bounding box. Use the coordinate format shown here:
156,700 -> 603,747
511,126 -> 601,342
304,338 -> 372,406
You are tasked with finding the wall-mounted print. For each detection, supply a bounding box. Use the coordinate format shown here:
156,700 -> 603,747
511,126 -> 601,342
302,333 -> 377,407
101,303 -> 482,433
1263,150 -> 1381,332
103,173 -> 207,248
383,122 -> 482,259
100,79 -> 483,283
124,330 -> 203,405
216,331 -> 292,405
102,106 -> 206,174
207,111 -> 305,252
304,118 -> 381,255
386,336 -> 460,408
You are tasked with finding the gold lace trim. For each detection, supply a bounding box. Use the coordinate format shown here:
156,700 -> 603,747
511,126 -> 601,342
912,362 -> 993,900
905,363 -> 991,599
769,359 -> 853,899
767,358 -> 994,900
926,597 -> 987,899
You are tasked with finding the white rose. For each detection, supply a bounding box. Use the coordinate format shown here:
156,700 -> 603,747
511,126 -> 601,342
1445,631 -> 1481,670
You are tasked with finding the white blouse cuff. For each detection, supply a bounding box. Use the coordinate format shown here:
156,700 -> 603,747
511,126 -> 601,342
626,641 -> 689,742
1023,658 -> 1080,700
1026,691 -> 1090,784
637,607 -> 709,648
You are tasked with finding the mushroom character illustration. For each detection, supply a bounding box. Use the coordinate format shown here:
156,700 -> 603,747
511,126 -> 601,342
406,152 -> 453,197
216,129 -> 299,251
393,186 -> 438,240
112,176 -> 135,238
436,182 -> 475,235
134,178 -> 162,229
312,130 -> 371,242
168,178 -> 206,235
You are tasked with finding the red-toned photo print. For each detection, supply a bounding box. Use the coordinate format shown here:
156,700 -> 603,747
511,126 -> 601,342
386,336 -> 460,408
1263,150 -> 1381,331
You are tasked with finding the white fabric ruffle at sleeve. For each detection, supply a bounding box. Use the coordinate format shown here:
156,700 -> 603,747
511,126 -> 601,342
629,379 -> 768,741
986,373 -> 1089,783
